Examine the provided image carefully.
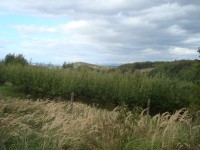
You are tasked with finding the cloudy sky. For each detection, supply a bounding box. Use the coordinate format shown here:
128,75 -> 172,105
0,0 -> 200,65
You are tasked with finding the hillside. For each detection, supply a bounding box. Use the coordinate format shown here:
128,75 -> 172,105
0,57 -> 200,149
148,60 -> 199,81
62,61 -> 115,71
117,60 -> 199,81
1,59 -> 200,113
62,60 -> 199,81
72,62 -> 112,70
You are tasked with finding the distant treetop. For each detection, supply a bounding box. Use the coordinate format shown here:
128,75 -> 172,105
4,53 -> 28,66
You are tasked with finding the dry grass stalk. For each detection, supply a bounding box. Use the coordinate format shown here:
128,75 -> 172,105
0,97 -> 199,150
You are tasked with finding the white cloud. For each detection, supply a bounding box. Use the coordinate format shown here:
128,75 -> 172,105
169,47 -> 196,55
1,0 -> 200,64
13,25 -> 57,34
142,48 -> 161,55
167,25 -> 187,35
60,20 -> 89,32
0,0 -> 161,16
140,3 -> 196,23
183,36 -> 200,45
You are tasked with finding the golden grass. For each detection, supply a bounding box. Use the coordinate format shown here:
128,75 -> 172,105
0,96 -> 199,150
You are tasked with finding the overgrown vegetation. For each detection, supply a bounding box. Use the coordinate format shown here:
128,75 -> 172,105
0,62 -> 198,113
197,47 -> 200,84
118,61 -> 162,73
4,53 -> 28,66
117,60 -> 199,82
0,51 -> 200,149
0,96 -> 199,150
148,60 -> 199,82
0,82 -> 28,99
0,51 -> 200,113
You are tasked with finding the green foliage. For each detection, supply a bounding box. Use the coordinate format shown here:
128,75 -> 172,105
62,61 -> 73,69
0,83 -> 28,99
0,63 -> 198,113
149,60 -> 198,82
0,62 -> 6,84
4,53 -> 28,66
117,61 -> 163,73
197,47 -> 200,83
189,47 -> 200,111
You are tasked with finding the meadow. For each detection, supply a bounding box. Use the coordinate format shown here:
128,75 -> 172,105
0,95 -> 200,150
0,57 -> 200,149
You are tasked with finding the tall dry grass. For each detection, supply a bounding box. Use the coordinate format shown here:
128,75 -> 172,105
0,96 -> 199,150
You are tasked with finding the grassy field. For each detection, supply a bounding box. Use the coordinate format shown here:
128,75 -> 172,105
0,59 -> 200,149
0,86 -> 200,150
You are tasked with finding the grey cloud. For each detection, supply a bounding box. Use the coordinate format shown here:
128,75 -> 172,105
0,0 -> 191,16
1,0 -> 199,64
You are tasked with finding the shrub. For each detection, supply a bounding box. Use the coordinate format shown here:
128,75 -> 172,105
1,63 -> 197,113
4,53 -> 28,66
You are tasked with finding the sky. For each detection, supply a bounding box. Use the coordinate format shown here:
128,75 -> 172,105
0,0 -> 200,65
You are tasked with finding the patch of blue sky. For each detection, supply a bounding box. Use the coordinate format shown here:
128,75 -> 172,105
0,11 -> 69,39
1,11 -> 69,25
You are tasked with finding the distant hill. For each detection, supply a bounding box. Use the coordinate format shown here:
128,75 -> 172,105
73,62 -> 104,69
63,62 -> 115,71
117,60 -> 198,82
117,61 -> 164,73
148,60 -> 198,81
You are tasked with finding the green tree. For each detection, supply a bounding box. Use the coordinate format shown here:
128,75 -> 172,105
62,61 -> 73,69
197,47 -> 200,84
4,53 -> 28,66
189,47 -> 200,111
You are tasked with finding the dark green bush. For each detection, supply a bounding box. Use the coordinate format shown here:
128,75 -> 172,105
4,53 -> 28,66
1,63 -> 197,113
